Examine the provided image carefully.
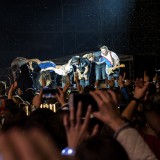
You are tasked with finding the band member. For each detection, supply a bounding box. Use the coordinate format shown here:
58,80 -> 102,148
100,46 -> 120,88
11,57 -> 30,81
54,59 -> 74,87
28,59 -> 57,91
71,56 -> 91,88
91,51 -> 107,81
10,57 -> 35,102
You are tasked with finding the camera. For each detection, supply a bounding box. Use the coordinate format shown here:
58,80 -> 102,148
69,94 -> 98,117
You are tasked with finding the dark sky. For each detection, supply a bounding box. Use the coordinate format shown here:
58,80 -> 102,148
0,0 -> 159,68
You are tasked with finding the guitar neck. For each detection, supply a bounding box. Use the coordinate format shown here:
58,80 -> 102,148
114,65 -> 124,69
114,66 -> 120,69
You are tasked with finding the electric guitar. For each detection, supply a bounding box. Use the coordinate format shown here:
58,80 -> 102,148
78,72 -> 88,80
106,64 -> 125,75
74,71 -> 88,81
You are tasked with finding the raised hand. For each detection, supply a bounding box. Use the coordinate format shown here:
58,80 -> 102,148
134,79 -> 149,99
122,72 -> 126,81
0,129 -> 62,160
144,70 -> 149,82
56,87 -> 67,106
63,102 -> 98,149
62,76 -> 71,93
90,90 -> 125,132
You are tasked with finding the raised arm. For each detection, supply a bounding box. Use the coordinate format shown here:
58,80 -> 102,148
121,79 -> 149,120
90,90 -> 157,160
63,102 -> 98,150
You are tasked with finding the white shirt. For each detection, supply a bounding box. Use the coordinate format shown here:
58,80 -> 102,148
54,65 -> 73,76
101,51 -> 120,66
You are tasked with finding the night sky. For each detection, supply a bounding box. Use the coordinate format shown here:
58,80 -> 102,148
0,0 -> 159,69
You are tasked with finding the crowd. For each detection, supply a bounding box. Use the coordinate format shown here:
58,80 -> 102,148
0,50 -> 160,160
0,43 -> 160,160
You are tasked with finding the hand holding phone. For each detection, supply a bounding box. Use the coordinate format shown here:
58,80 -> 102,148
69,94 -> 98,117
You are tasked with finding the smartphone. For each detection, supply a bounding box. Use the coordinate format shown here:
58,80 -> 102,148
69,94 -> 98,117
42,88 -> 59,98
98,79 -> 106,88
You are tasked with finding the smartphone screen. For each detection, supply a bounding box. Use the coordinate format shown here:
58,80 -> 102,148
69,94 -> 98,117
42,88 -> 58,98
98,79 -> 106,88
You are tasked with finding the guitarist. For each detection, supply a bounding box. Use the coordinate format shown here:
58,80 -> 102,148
71,56 -> 91,88
100,46 -> 120,88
